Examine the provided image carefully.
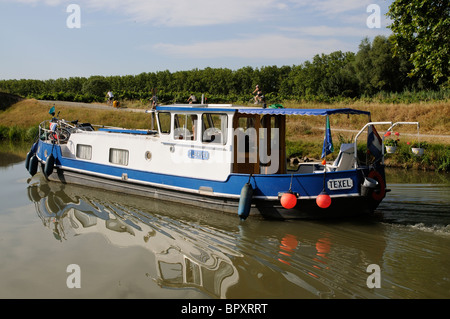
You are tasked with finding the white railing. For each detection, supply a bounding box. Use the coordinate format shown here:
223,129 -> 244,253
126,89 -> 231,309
353,121 -> 420,166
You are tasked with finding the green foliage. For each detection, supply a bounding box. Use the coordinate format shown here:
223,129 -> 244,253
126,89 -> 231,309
337,133 -> 354,144
7,126 -> 24,141
0,126 -> 9,140
355,36 -> 406,94
385,138 -> 399,147
81,76 -> 110,98
437,148 -> 450,172
286,140 -> 322,159
386,142 -> 450,172
408,141 -> 429,149
285,136 -> 449,172
0,125 -> 39,142
26,126 -> 40,141
387,0 -> 450,85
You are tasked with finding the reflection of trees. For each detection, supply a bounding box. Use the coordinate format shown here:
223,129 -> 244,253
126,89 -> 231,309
27,174 -> 239,298
0,151 -> 24,167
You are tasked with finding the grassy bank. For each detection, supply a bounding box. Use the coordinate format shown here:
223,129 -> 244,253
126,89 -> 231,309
1,99 -> 449,171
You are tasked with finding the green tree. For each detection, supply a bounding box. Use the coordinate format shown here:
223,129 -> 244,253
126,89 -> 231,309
370,36 -> 405,92
318,51 -> 358,97
81,76 -> 109,98
354,38 -> 373,94
295,51 -> 357,98
354,36 -> 406,94
232,66 -> 255,95
387,0 -> 450,85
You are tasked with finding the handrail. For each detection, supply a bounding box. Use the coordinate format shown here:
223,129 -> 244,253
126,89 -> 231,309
353,121 -> 392,167
38,120 -> 49,138
39,120 -> 57,144
382,122 -> 420,163
353,121 -> 420,167
39,119 -> 76,144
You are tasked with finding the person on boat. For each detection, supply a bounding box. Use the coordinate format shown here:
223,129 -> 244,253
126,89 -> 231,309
187,93 -> 197,104
252,85 -> 264,104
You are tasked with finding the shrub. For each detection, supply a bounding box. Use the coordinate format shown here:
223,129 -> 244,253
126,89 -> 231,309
0,126 -> 9,140
26,126 -> 40,141
8,126 -> 23,141
81,77 -> 109,98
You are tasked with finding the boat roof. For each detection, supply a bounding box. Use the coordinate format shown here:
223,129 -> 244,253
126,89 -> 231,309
156,104 -> 235,112
155,104 -> 371,116
237,107 -> 371,116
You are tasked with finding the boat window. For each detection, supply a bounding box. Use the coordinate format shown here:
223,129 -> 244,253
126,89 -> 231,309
109,148 -> 129,166
76,144 -> 92,160
202,113 -> 227,145
173,114 -> 197,141
237,116 -> 256,130
158,112 -> 171,135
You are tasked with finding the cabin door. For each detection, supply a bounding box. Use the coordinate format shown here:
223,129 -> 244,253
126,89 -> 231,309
260,114 -> 286,174
232,113 -> 286,174
233,114 -> 260,174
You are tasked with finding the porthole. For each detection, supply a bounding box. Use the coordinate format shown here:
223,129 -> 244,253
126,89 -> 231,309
145,151 -> 152,161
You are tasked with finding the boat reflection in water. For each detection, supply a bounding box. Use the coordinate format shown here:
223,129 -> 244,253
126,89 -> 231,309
27,173 -> 241,299
21,167 -> 450,299
26,172 -> 393,299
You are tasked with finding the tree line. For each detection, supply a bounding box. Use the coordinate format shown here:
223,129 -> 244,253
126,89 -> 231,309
0,35 -> 448,105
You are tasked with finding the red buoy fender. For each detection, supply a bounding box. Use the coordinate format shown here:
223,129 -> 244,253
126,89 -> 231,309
368,170 -> 385,201
280,192 -> 297,209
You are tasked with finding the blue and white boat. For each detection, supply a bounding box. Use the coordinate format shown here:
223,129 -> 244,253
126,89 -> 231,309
25,103 -> 418,220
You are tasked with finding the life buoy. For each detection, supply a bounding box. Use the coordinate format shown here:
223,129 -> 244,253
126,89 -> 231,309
368,170 -> 385,201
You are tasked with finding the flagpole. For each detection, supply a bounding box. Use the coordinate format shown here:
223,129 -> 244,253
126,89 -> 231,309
317,115 -> 333,209
321,115 -> 331,191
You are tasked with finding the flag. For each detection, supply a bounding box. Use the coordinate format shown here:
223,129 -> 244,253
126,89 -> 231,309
367,124 -> 382,159
49,106 -> 55,116
321,115 -> 334,158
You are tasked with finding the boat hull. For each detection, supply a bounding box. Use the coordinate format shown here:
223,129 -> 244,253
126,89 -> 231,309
40,164 -> 381,220
33,139 -> 384,220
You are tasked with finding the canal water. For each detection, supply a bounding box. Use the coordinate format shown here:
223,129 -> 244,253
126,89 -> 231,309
0,149 -> 449,300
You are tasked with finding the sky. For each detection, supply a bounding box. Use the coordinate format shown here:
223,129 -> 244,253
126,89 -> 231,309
0,0 -> 393,80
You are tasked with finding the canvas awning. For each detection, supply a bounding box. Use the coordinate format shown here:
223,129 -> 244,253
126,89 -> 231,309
237,108 -> 370,117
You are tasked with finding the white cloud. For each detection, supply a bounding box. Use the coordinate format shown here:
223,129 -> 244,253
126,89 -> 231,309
9,0 -> 390,27
287,0 -> 373,15
8,0 -> 285,26
152,34 -> 350,60
12,0 -> 64,5
78,0 -> 283,27
286,0 -> 392,26
279,25 -> 391,38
